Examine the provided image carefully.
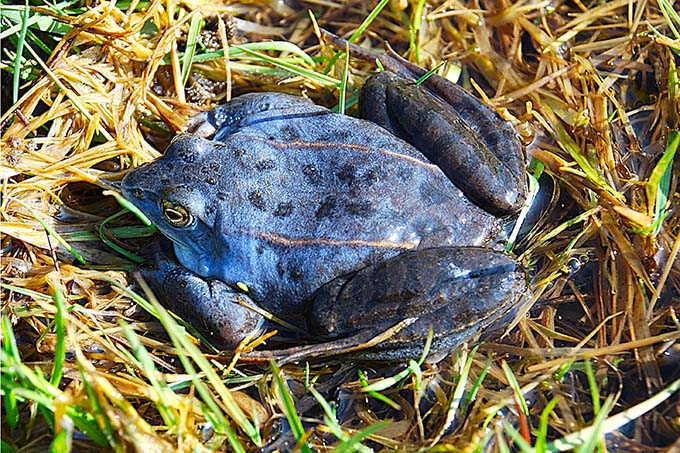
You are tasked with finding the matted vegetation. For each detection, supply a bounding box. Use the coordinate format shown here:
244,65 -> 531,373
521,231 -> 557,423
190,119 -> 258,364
1,0 -> 679,451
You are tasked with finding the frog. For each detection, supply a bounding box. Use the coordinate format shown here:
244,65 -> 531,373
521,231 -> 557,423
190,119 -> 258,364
121,43 -> 530,362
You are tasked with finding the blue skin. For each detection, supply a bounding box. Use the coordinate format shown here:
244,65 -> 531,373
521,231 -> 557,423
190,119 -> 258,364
121,71 -> 529,361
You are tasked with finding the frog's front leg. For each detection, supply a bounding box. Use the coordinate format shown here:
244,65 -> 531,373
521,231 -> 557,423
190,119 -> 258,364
139,240 -> 265,346
308,247 -> 529,361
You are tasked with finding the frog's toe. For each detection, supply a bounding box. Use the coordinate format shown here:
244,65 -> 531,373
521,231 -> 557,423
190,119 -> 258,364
140,246 -> 265,347
308,247 -> 529,360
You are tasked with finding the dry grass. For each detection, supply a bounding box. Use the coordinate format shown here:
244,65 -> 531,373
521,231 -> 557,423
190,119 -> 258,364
1,0 -> 679,451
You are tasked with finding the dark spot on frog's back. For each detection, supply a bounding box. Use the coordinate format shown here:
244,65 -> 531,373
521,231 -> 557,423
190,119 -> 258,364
202,163 -> 220,184
255,159 -> 275,171
276,259 -> 303,280
232,146 -> 246,159
315,196 -> 336,220
248,191 -> 267,210
337,164 -> 356,184
273,202 -> 294,217
281,125 -> 300,140
175,148 -> 197,164
290,267 -> 303,280
303,164 -> 320,185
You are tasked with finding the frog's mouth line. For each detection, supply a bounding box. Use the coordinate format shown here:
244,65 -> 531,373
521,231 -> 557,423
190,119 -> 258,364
154,225 -> 202,257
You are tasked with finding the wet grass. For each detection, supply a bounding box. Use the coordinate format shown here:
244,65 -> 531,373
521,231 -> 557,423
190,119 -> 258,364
1,0 -> 679,451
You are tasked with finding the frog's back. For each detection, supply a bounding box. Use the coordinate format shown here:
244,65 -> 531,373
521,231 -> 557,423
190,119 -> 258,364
199,95 -> 500,246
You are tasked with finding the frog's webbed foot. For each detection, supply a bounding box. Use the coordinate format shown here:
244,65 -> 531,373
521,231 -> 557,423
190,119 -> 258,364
139,240 -> 265,347
307,247 -> 530,361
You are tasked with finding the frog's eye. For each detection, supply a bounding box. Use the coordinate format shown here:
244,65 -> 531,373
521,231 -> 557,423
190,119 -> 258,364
161,201 -> 193,228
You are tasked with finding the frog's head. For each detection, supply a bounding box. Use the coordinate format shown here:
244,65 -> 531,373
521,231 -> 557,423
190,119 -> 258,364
121,135 -> 228,277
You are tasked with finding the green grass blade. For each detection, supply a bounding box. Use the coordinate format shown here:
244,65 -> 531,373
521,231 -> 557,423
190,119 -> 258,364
430,345 -> 480,445
347,0 -> 390,43
415,61 -> 445,85
409,0 -> 427,62
646,129 -> 678,235
2,315 -> 20,431
541,105 -> 622,202
165,41 -> 316,66
307,385 -> 375,452
501,360 -> 529,418
535,397 -> 559,453
0,345 -> 110,446
49,421 -> 72,453
333,421 -> 390,453
2,313 -> 21,361
74,360 -> 117,446
503,421 -> 535,452
231,44 -> 340,87
121,323 -> 177,427
324,0 -> 390,71
98,210 -> 145,263
583,360 -> 601,415
136,277 -> 259,447
307,385 -> 347,440
105,190 -> 153,227
357,370 -> 401,410
60,225 -> 156,243
271,360 -> 312,453
337,41 -> 350,114
548,378 -> 680,451
361,329 -> 432,394
0,282 -> 51,300
181,13 -> 202,86
0,7 -> 71,40
12,0 -> 29,104
1,440 -> 16,453
574,396 -> 614,453
361,366 -> 411,393
49,283 -> 66,387
467,357 -> 491,407
657,0 -> 680,39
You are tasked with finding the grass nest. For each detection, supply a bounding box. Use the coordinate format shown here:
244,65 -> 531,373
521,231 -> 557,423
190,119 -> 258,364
1,0 -> 679,451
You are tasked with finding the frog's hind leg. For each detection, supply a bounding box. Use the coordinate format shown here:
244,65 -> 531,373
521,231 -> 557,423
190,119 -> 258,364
308,247 -> 530,361
361,71 -> 526,216
138,241 -> 265,348
321,30 -> 527,216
